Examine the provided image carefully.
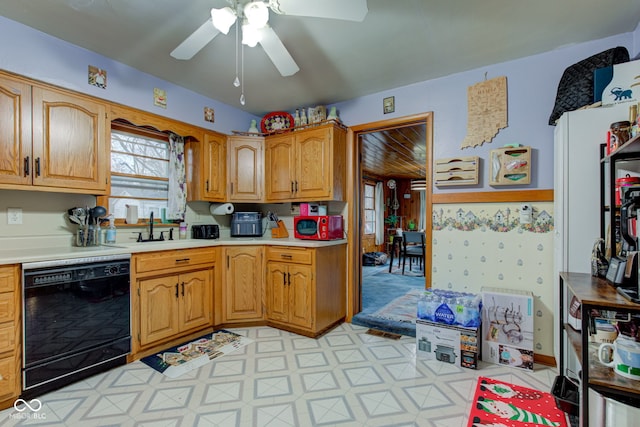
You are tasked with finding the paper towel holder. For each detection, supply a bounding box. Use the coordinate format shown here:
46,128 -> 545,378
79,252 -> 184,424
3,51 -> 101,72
209,202 -> 234,215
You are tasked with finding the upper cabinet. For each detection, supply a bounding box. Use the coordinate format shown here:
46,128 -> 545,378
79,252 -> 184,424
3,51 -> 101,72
227,135 -> 264,201
0,72 -> 108,194
265,123 -> 346,202
187,131 -> 226,202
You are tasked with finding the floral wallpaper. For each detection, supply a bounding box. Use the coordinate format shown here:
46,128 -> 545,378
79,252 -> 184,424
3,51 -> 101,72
431,202 -> 555,357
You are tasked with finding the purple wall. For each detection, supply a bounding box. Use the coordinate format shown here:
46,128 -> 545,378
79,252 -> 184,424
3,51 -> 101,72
0,16 -> 258,135
334,29 -> 640,192
1,15 -> 639,192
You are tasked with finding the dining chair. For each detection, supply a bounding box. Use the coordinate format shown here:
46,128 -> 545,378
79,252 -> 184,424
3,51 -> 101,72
401,231 -> 425,275
388,235 -> 403,272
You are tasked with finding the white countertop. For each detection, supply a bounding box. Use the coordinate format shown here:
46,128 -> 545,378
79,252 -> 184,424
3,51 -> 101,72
0,236 -> 347,265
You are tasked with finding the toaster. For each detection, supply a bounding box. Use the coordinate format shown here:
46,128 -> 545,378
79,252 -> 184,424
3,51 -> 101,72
191,224 -> 219,239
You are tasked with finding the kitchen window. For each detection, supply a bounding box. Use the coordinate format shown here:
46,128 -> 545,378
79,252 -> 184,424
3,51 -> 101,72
106,122 -> 170,222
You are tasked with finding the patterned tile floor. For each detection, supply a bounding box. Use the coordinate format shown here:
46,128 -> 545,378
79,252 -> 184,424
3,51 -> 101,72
0,323 -> 558,427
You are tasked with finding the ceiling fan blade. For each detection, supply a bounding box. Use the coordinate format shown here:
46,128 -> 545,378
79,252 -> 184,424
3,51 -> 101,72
270,0 -> 368,22
258,26 -> 299,77
170,18 -> 221,60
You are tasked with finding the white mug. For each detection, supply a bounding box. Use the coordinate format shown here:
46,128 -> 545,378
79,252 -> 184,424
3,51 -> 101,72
125,205 -> 138,224
598,336 -> 640,380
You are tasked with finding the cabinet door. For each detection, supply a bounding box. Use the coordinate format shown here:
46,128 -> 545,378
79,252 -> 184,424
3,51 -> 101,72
265,134 -> 295,201
266,262 -> 289,323
0,356 -> 18,403
224,247 -> 263,321
139,276 -> 180,346
295,127 -> 331,199
227,136 -> 263,201
288,264 -> 313,329
31,87 -> 107,192
203,132 -> 226,200
179,269 -> 212,331
0,75 -> 32,186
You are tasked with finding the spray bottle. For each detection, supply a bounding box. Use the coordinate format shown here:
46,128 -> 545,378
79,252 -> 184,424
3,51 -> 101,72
105,214 -> 117,244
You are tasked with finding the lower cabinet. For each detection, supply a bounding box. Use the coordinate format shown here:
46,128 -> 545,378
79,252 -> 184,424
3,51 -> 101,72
222,246 -> 264,322
139,269 -> 212,346
132,248 -> 215,355
266,245 -> 346,337
266,261 -> 313,330
0,264 -> 20,410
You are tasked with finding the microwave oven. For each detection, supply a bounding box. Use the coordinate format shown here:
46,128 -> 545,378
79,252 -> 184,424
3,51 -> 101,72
294,215 -> 344,240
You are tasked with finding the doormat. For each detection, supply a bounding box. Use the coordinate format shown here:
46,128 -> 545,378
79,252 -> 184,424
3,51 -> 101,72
370,289 -> 422,323
366,328 -> 402,340
140,330 -> 253,378
467,376 -> 567,427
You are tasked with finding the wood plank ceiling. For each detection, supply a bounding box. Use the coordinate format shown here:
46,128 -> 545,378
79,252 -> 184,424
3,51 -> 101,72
359,123 -> 427,180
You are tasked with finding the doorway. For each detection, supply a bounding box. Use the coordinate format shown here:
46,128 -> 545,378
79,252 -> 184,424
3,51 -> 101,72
347,113 -> 433,324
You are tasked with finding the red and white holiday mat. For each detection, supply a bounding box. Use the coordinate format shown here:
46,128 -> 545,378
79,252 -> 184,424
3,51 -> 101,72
467,376 -> 568,427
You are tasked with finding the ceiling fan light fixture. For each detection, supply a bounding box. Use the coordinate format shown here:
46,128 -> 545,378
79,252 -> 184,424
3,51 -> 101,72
242,22 -> 261,47
244,1 -> 269,28
211,7 -> 236,34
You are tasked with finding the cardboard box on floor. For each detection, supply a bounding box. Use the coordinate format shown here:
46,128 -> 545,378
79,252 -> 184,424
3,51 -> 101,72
481,287 -> 535,371
416,319 -> 481,369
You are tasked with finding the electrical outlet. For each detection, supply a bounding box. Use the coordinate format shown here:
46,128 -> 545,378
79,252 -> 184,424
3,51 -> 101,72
520,203 -> 532,224
7,207 -> 23,225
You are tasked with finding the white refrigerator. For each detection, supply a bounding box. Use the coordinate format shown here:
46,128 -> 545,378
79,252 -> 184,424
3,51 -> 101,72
554,103 -> 630,281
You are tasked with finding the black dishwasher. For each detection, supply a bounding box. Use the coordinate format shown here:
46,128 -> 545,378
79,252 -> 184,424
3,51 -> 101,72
21,254 -> 131,397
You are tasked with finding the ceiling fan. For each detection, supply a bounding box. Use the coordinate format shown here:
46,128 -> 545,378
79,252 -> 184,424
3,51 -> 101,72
170,0 -> 368,77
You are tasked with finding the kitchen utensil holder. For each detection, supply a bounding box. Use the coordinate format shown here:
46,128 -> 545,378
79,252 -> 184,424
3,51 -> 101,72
76,226 -> 100,247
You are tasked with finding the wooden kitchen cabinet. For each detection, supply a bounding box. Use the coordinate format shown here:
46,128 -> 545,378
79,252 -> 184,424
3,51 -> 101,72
132,248 -> 215,354
0,71 -> 109,194
0,264 -> 20,410
265,123 -> 346,202
222,246 -> 264,322
265,245 -> 347,337
186,131 -> 226,202
227,135 -> 264,201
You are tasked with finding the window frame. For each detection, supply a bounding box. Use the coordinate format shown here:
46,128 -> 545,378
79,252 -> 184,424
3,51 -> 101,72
363,181 -> 376,236
98,122 -> 171,226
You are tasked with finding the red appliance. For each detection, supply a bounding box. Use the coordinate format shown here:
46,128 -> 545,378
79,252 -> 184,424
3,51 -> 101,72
294,215 -> 344,240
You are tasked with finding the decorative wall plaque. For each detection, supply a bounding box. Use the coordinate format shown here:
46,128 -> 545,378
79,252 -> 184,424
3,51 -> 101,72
461,76 -> 508,148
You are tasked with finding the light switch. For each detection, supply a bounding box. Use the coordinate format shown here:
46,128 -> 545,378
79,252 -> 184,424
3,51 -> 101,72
7,207 -> 22,225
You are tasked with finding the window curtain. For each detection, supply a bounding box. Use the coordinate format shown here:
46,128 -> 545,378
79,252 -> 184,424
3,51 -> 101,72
168,133 -> 187,220
419,190 -> 426,231
375,181 -> 385,245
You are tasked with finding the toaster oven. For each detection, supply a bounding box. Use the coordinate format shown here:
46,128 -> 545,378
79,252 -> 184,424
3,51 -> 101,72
191,224 -> 219,239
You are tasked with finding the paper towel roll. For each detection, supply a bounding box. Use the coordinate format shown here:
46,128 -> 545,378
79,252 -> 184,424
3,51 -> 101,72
210,203 -> 234,215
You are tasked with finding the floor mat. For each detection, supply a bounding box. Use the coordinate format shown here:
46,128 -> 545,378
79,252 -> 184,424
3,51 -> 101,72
141,330 -> 253,378
467,376 -> 568,427
370,289 -> 422,323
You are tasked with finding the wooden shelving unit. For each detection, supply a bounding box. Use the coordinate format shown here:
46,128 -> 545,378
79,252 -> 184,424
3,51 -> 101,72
558,272 -> 640,426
